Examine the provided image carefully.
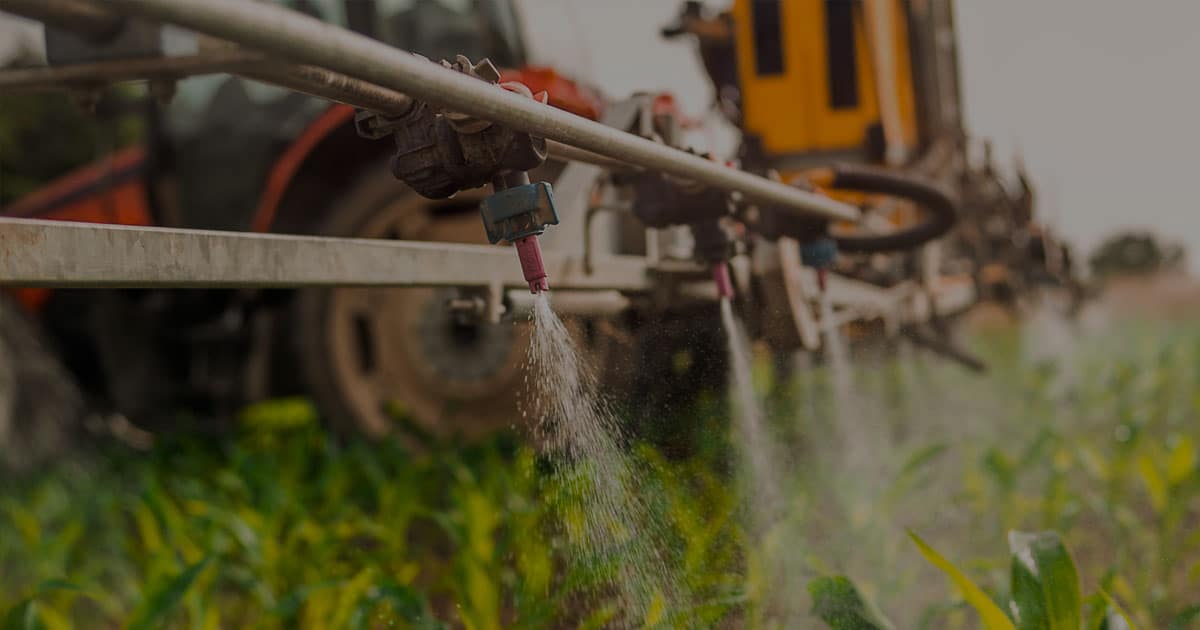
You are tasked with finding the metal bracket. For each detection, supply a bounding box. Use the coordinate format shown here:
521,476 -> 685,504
479,181 -> 559,244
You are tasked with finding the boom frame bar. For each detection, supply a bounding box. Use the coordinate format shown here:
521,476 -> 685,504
0,218 -> 652,291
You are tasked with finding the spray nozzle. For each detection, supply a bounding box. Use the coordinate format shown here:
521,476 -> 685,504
514,236 -> 549,293
712,262 -> 734,300
799,237 -> 837,292
481,176 -> 559,294
690,220 -> 736,299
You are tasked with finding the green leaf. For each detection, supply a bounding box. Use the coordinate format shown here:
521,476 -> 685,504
126,557 -> 212,630
642,591 -> 666,628
1008,531 -> 1082,630
1136,454 -> 1168,514
1097,611 -> 1132,630
1083,594 -> 1101,630
1097,589 -> 1136,630
271,580 -> 340,619
2,502 -> 41,548
2,581 -> 90,630
1167,604 -> 1200,630
900,444 -> 948,478
808,576 -> 895,630
577,604 -> 617,630
1018,429 -> 1057,469
349,581 -> 442,630
31,581 -> 81,596
2,599 -> 37,630
984,448 -> 1017,491
888,444 -> 949,498
1083,592 -> 1117,630
908,529 -> 1015,630
1166,436 -> 1197,485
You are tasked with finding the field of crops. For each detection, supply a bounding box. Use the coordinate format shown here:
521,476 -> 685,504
3,310 -> 1200,628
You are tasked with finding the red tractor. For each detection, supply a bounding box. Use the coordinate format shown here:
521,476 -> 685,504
0,0 -> 607,444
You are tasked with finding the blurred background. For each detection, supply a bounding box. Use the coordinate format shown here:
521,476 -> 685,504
1,1 -> 1198,628
7,1 -> 1199,267
525,0 -> 1200,272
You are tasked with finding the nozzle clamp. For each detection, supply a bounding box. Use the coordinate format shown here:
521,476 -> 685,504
480,181 -> 559,244
800,237 -> 838,269
356,56 -> 548,200
480,179 -> 559,294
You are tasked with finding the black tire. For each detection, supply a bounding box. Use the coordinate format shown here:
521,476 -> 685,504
0,295 -> 89,471
291,163 -> 532,441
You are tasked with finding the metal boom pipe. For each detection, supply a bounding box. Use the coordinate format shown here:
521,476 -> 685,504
223,64 -> 625,170
0,1 -> 652,172
0,2 -> 624,170
0,50 -> 267,90
0,218 -> 652,291
90,0 -> 860,223
0,0 -> 122,41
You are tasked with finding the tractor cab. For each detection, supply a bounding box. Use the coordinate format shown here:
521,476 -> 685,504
662,1 -> 1076,308
659,1 -> 1080,361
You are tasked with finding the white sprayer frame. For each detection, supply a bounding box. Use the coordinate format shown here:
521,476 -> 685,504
0,0 -> 974,339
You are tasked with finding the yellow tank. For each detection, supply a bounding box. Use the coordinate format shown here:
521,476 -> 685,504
729,0 -> 919,163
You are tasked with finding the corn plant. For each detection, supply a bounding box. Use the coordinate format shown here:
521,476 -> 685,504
809,529 -> 1180,630
2,320 -> 1200,627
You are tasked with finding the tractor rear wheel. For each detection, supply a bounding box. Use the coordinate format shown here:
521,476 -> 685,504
0,295 -> 88,470
292,165 -> 531,441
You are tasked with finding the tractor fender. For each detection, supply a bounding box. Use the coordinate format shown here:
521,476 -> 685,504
249,104 -> 393,234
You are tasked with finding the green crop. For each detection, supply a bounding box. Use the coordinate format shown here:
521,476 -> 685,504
811,530 -> 1137,630
2,318 -> 1199,627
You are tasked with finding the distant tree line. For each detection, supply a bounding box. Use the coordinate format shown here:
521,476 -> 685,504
1089,230 -> 1186,279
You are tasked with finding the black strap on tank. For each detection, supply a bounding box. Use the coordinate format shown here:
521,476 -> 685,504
825,0 -> 861,109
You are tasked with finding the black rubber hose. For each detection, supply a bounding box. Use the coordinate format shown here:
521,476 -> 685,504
901,325 -> 988,373
830,164 -> 959,254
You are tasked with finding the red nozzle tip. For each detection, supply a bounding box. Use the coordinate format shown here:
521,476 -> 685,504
712,263 -> 734,300
514,236 -> 549,294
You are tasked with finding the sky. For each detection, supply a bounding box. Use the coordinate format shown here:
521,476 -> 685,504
516,0 -> 1200,272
